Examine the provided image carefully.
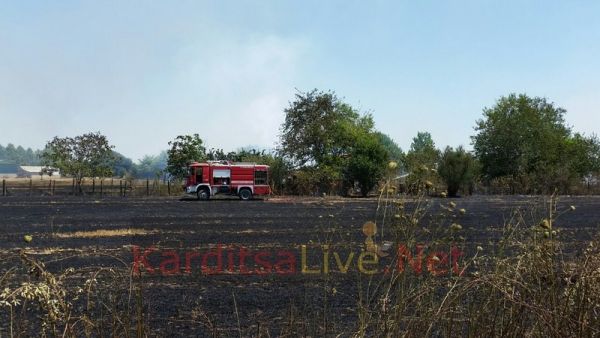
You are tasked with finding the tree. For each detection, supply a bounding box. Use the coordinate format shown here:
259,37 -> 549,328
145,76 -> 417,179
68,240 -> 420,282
41,132 -> 115,192
405,132 -> 439,171
279,89 -> 373,168
403,132 -> 440,191
472,93 -> 596,193
135,151 -> 168,180
4,144 -> 17,162
375,132 -> 404,166
113,151 -> 135,178
135,155 -> 155,178
472,94 -> 570,180
344,132 -> 389,196
166,134 -> 206,180
278,89 -> 376,193
438,146 -> 478,197
0,143 -> 41,165
566,134 -> 600,177
206,148 -> 242,162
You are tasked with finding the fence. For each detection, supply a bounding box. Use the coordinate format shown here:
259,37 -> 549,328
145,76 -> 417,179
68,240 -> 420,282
2,177 -> 599,198
0,178 -> 179,197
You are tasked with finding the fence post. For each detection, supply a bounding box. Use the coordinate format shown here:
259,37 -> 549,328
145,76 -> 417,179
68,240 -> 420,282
111,178 -> 114,196
100,179 -> 103,197
588,181 -> 591,195
48,180 -> 51,195
52,180 -> 55,195
167,180 -> 170,196
92,179 -> 95,194
72,178 -> 75,195
2,179 -> 5,196
119,180 -> 123,197
29,178 -> 32,196
146,179 -> 149,196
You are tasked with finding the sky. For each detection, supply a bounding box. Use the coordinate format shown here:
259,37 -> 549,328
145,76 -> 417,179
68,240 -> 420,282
1,1 -> 599,161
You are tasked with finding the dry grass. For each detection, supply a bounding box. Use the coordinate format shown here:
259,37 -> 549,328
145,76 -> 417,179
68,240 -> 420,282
0,251 -> 146,337
1,176 -> 175,197
345,179 -> 600,337
1,177 -> 72,182
1,176 -> 599,336
54,228 -> 157,238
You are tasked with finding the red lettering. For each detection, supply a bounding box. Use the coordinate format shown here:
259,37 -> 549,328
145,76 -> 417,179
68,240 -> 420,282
239,246 -> 251,274
227,248 -> 235,273
275,250 -> 297,274
201,244 -> 223,275
451,246 -> 465,276
132,245 -> 157,275
396,244 -> 424,275
160,250 -> 181,276
427,252 -> 448,276
185,250 -> 201,274
254,251 -> 272,274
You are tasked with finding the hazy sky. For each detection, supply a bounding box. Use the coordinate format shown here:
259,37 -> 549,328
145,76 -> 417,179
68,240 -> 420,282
1,1 -> 599,161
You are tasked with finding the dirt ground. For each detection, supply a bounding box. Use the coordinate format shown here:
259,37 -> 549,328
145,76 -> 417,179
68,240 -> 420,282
0,195 -> 599,336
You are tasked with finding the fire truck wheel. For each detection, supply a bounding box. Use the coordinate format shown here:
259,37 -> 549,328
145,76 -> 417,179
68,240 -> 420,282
197,188 -> 210,200
239,188 -> 253,201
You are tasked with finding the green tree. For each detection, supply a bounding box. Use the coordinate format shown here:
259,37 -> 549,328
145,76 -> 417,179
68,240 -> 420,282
375,132 -> 404,165
15,145 -> 25,164
279,89 -> 373,167
205,148 -> 251,162
405,132 -> 439,171
472,93 -> 596,193
112,151 -> 135,178
135,155 -> 155,178
438,146 -> 478,197
566,134 -> 600,177
4,144 -> 17,161
166,134 -> 206,180
41,132 -> 115,192
344,132 -> 389,196
403,132 -> 440,191
0,143 -> 41,165
472,94 -> 570,180
206,148 -> 229,161
278,89 -> 375,193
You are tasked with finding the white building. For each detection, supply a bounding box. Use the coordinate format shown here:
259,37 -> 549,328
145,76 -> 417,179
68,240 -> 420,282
17,166 -> 61,178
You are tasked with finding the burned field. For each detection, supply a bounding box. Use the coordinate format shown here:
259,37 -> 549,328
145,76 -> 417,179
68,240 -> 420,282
0,195 -> 599,336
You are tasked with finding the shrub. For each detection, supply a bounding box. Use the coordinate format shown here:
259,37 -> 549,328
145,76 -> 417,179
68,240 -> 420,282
438,146 -> 478,197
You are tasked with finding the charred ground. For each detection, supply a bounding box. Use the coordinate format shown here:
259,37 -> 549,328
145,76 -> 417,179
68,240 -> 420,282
0,195 -> 599,336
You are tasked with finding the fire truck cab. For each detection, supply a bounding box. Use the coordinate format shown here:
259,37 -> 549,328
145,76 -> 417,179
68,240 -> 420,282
183,161 -> 271,200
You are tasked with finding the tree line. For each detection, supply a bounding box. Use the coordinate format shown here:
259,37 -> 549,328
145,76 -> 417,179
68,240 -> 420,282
162,90 -> 600,196
0,145 -> 167,180
18,90 -> 600,196
0,144 -> 42,165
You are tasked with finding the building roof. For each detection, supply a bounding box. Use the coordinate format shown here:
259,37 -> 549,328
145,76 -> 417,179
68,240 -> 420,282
0,161 -> 18,174
20,166 -> 45,173
18,166 -> 60,174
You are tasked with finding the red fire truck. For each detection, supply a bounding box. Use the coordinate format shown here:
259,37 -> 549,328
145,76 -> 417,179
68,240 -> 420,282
183,161 -> 271,200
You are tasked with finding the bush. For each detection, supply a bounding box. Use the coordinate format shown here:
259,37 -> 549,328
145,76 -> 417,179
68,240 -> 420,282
438,146 -> 478,197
